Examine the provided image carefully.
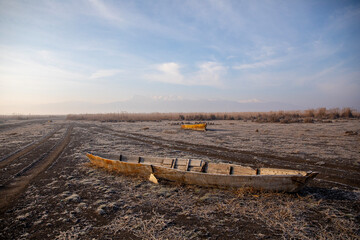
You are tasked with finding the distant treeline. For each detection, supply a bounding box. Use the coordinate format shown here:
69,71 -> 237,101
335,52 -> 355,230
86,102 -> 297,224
66,108 -> 359,123
0,115 -> 64,120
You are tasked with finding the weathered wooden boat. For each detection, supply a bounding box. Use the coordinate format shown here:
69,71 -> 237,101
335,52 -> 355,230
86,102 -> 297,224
86,153 -> 318,192
181,123 -> 207,131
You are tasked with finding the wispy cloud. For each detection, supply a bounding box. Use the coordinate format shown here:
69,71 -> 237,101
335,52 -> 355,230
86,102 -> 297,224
328,6 -> 360,31
237,98 -> 262,103
87,0 -> 192,41
0,47 -> 84,85
88,0 -> 123,23
152,95 -> 184,101
146,61 -> 227,87
245,45 -> 278,61
90,69 -> 122,79
233,58 -> 282,70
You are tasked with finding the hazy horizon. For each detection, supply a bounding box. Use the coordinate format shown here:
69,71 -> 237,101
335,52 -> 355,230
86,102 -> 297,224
1,96 -> 359,116
1,0 -> 359,115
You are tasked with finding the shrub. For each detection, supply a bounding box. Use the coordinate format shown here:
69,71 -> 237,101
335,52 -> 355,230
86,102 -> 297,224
341,108 -> 353,118
304,109 -> 315,118
303,118 -> 314,123
316,108 -> 327,119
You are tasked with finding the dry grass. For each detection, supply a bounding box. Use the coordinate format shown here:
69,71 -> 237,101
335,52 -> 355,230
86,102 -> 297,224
66,108 -> 359,123
89,181 -> 360,239
103,209 -> 195,240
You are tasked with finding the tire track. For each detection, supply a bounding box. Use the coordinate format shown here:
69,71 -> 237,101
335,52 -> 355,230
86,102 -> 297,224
0,125 -> 73,212
0,125 -> 64,168
89,125 -> 360,189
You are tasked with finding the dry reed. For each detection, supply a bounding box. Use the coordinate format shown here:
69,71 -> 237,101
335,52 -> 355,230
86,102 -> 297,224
66,108 -> 359,123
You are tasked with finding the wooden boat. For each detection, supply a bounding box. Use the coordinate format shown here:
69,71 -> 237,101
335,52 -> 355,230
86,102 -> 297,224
181,123 -> 207,131
86,153 -> 318,192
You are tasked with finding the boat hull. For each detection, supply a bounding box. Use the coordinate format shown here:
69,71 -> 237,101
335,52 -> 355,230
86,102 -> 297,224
87,153 -> 153,177
152,166 -> 315,192
181,123 -> 207,131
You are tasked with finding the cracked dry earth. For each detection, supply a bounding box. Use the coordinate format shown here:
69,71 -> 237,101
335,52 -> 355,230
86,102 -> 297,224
0,119 -> 359,239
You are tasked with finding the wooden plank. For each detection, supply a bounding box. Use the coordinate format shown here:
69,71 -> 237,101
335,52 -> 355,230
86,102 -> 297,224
188,166 -> 203,172
175,159 -> 188,166
206,163 -> 231,174
231,165 -> 257,176
189,159 -> 202,167
176,165 -> 188,171
162,158 -> 174,165
142,157 -> 165,164
173,158 -> 189,170
259,168 -> 305,176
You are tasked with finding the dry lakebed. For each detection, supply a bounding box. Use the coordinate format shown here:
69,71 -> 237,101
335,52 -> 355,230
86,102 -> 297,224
0,119 -> 359,239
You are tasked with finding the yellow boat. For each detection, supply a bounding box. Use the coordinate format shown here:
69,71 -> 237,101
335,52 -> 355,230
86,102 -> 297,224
181,123 -> 207,131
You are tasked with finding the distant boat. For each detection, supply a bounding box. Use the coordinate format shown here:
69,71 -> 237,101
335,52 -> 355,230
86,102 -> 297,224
86,153 -> 318,192
181,123 -> 207,131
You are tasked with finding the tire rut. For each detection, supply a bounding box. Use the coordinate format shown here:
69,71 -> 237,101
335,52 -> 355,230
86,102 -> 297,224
0,125 -> 73,212
0,125 -> 64,168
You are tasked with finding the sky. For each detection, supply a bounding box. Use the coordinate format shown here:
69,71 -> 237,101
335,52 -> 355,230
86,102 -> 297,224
0,0 -> 359,114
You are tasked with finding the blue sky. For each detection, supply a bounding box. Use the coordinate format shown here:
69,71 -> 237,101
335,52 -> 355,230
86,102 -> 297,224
0,0 -> 359,114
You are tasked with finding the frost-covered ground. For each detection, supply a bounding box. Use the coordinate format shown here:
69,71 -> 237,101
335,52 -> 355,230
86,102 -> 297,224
0,119 -> 359,239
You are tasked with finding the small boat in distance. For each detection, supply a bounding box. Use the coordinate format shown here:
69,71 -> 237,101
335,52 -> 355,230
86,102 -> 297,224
181,123 -> 207,131
86,153 -> 318,192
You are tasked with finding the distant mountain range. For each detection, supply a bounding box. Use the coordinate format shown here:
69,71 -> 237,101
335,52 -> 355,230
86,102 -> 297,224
2,96 -> 304,115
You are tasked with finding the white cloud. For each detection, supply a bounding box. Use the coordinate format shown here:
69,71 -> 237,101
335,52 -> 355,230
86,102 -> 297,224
146,61 -> 227,87
233,58 -> 282,70
90,69 -> 122,79
147,62 -> 184,84
191,61 -> 227,87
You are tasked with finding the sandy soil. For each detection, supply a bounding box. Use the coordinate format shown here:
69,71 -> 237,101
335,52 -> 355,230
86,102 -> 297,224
0,119 -> 359,239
